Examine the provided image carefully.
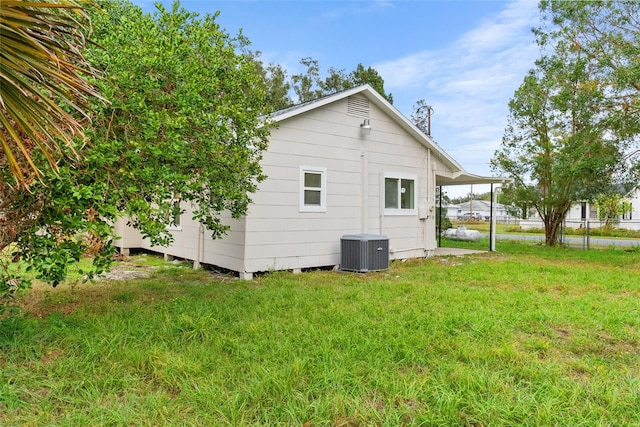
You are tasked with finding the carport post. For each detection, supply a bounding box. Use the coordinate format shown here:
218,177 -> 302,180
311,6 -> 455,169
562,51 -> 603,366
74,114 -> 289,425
490,183 -> 496,252
438,185 -> 443,247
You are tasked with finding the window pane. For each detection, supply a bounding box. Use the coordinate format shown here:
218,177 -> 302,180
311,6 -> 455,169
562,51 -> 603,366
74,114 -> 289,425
385,178 -> 398,209
305,172 -> 321,188
304,189 -> 321,205
172,201 -> 181,226
172,212 -> 181,227
400,179 -> 414,209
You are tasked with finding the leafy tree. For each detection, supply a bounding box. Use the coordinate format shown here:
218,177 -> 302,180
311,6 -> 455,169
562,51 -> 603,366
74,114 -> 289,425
411,100 -> 434,136
1,0 -> 272,313
264,63 -> 293,111
436,207 -> 452,231
87,0 -> 271,245
492,1 -> 638,246
0,1 -> 111,314
539,0 -> 640,179
318,67 -> 351,95
350,63 -> 393,104
539,1 -> 640,142
594,193 -> 631,226
0,0 -> 102,187
291,57 -> 323,103
318,65 -> 393,103
436,186 -> 451,206
435,186 -> 452,230
1,157 -> 115,295
495,184 -> 528,219
288,58 -> 393,105
246,51 -> 292,113
493,57 -> 622,245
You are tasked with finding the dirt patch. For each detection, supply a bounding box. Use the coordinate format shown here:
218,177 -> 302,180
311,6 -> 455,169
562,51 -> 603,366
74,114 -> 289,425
41,348 -> 64,365
97,264 -> 156,281
14,256 -> 234,318
16,259 -> 158,318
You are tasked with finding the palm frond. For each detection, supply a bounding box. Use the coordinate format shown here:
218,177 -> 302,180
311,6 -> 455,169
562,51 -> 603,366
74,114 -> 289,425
0,0 -> 102,187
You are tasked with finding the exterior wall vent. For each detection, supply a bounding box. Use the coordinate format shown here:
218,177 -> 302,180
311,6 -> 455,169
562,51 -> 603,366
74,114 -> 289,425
340,234 -> 389,272
347,96 -> 370,118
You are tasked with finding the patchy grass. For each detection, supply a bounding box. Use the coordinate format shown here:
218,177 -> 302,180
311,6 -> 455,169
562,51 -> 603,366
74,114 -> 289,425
1,242 -> 640,426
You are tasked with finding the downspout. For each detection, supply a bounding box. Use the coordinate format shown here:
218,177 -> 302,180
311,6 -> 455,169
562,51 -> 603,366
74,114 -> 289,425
379,173 -> 385,235
361,152 -> 369,234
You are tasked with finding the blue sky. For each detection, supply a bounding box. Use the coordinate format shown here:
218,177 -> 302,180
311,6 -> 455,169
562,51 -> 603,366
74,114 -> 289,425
131,0 -> 542,196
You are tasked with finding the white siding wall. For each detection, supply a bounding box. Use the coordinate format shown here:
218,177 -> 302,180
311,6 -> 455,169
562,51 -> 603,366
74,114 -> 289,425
114,204 -> 248,274
113,218 -> 143,252
630,189 -> 640,220
142,204 -> 247,273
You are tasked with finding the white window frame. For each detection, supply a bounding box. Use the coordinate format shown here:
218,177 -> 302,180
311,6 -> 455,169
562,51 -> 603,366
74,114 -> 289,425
167,198 -> 183,231
299,166 -> 327,212
384,172 -> 418,216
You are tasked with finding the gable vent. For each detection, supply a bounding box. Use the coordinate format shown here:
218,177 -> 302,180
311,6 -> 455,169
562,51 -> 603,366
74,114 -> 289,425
347,95 -> 370,118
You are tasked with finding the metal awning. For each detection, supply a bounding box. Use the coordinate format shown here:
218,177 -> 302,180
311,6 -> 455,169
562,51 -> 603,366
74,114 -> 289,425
436,172 -> 512,187
436,173 -> 513,253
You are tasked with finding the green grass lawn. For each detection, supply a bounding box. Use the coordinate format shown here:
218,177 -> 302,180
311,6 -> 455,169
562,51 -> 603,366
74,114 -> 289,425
2,242 -> 640,426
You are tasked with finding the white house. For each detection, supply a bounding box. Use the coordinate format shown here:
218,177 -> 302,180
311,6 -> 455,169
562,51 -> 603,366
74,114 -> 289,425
564,185 -> 640,229
114,85 -> 506,279
445,203 -> 460,220
624,185 -> 640,221
518,183 -> 640,231
449,200 -> 512,221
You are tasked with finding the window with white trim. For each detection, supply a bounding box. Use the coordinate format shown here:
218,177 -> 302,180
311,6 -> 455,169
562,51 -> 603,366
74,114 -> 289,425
384,173 -> 417,215
300,166 -> 327,212
167,199 -> 182,230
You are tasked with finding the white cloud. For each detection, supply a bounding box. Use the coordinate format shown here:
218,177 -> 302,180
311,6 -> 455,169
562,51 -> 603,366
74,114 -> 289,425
456,0 -> 539,53
378,0 -> 539,96
375,0 -> 540,179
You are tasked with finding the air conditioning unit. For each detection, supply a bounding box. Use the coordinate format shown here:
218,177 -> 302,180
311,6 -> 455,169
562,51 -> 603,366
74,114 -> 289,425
340,234 -> 389,272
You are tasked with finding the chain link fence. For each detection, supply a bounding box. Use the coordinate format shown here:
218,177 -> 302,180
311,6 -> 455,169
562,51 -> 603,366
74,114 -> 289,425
559,219 -> 640,249
515,218 -> 640,249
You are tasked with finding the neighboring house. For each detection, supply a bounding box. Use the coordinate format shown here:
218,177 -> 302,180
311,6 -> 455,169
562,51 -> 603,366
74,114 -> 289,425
520,184 -> 640,230
623,185 -> 640,221
114,85 -> 506,279
449,200 -> 512,221
567,185 -> 640,230
564,201 -> 599,222
445,204 -> 460,220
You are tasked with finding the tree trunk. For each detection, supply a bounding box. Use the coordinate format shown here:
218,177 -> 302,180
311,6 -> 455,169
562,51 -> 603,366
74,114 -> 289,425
544,216 -> 563,246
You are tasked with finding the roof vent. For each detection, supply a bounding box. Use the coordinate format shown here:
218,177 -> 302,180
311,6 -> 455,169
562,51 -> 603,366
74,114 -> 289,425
347,96 -> 370,118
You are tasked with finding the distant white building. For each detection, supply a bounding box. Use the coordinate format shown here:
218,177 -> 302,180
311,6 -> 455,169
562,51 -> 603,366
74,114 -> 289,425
448,200 -> 513,221
520,184 -> 640,230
